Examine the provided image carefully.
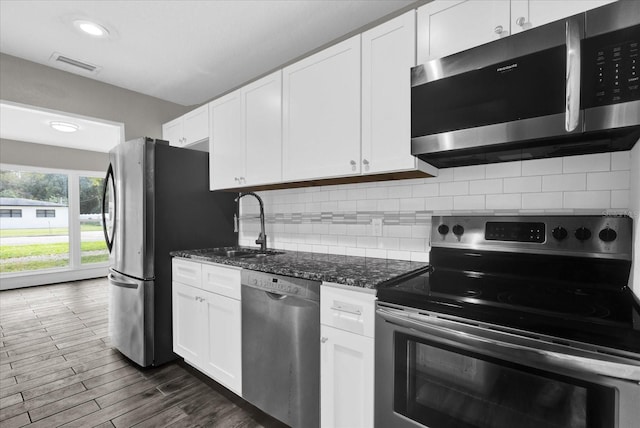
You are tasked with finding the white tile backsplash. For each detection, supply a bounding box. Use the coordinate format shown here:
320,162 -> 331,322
239,151 -> 632,261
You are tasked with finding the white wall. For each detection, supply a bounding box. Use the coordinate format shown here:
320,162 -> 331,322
239,150 -> 637,291
1,206 -> 68,229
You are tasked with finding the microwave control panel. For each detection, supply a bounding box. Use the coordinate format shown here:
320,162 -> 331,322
582,24 -> 640,108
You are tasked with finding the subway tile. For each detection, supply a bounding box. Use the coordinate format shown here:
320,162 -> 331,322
439,181 -> 469,196
387,250 -> 412,261
320,201 -> 339,212
346,247 -> 366,257
563,191 -> 610,209
400,198 -> 425,212
399,238 -> 427,252
338,200 -> 357,212
453,165 -> 486,181
297,243 -> 314,252
586,171 -> 630,190
306,202 -> 322,212
392,185 -> 413,198
410,252 -> 430,262
611,190 -> 630,208
411,225 -> 430,239
346,188 -> 366,200
469,179 -> 502,195
346,224 -> 367,236
541,173 -> 586,191
453,195 -> 485,210
338,235 -> 357,247
321,235 -> 338,246
329,189 -> 347,201
486,194 -> 522,210
378,237 -> 400,250
282,243 -> 298,251
424,196 -> 454,211
521,192 -> 563,209
521,158 -> 563,176
327,246 -> 347,256
485,161 -> 522,178
366,187 -> 388,199
378,199 -> 400,212
412,183 -> 439,197
312,245 -> 329,254
563,153 -> 610,173
384,224 -> 413,238
611,151 -> 631,171
366,248 -> 388,259
311,191 -> 330,202
356,200 -> 378,211
328,224 -> 347,235
503,176 -> 542,193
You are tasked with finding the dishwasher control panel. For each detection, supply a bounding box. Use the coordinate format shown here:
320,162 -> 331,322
241,270 -> 320,301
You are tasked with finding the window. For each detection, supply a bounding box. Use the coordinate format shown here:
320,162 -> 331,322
36,209 -> 56,218
0,209 -> 22,217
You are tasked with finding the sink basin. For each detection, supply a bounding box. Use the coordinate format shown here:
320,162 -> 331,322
209,247 -> 283,259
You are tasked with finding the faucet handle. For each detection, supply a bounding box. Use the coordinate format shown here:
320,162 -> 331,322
233,214 -> 238,233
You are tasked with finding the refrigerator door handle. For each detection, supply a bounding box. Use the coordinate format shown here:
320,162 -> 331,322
108,272 -> 138,289
102,163 -> 116,253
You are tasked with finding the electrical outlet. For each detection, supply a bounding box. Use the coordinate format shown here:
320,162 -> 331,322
372,218 -> 383,237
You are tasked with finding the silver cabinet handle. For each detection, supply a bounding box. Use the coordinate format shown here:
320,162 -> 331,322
350,160 -> 357,171
321,337 -> 328,343
362,158 -> 370,172
108,273 -> 138,289
565,19 -> 581,132
515,16 -> 526,27
494,25 -> 504,35
330,304 -> 362,316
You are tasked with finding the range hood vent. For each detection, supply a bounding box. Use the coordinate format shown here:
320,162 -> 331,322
50,52 -> 101,74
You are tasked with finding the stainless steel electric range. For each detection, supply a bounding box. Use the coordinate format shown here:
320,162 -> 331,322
375,215 -> 640,428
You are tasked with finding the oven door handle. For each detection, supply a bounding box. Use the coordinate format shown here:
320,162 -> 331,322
377,307 -> 640,382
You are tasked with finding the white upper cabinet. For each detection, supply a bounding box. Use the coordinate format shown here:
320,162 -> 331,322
209,71 -> 282,190
511,0 -> 617,34
418,0 -> 510,63
209,90 -> 243,190
283,35 -> 361,181
362,11 -> 429,175
418,0 -> 617,64
242,71 -> 282,187
162,103 -> 209,148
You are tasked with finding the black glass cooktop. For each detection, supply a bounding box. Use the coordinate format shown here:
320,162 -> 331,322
377,249 -> 640,356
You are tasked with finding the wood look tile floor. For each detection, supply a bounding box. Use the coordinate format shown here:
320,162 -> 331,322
0,278 -> 288,428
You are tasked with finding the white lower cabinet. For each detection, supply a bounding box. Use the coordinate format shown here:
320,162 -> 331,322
172,259 -> 242,395
320,285 -> 376,428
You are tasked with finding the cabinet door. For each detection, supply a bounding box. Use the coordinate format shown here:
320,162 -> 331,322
320,325 -> 374,428
172,282 -> 203,363
209,90 -> 244,190
242,71 -> 282,187
511,0 -> 617,34
202,291 -> 242,395
162,117 -> 183,147
283,35 -> 361,181
417,0 -> 510,63
362,11 -> 417,174
183,104 -> 209,145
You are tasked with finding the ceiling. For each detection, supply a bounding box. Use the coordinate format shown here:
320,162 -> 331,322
0,0 -> 418,107
0,0 -> 418,153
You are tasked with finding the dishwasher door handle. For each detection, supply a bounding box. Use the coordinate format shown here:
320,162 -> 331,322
265,291 -> 287,300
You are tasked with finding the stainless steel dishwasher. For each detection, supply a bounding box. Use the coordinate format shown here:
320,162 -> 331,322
241,270 -> 320,428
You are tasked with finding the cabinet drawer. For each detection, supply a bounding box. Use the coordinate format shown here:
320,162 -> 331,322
172,258 -> 202,288
321,285 -> 376,338
202,263 -> 241,300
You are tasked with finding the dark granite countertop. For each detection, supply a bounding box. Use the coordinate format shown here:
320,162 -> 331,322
170,247 -> 430,289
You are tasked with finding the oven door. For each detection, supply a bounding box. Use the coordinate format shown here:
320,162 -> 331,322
375,304 -> 640,428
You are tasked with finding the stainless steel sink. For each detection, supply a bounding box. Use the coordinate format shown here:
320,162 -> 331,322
209,248 -> 283,258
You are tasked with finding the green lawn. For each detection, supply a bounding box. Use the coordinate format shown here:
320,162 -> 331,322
0,224 -> 103,238
0,240 -> 109,273
0,240 -> 107,259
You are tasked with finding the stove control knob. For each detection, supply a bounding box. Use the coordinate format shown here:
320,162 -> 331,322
551,226 -> 568,241
575,227 -> 592,241
599,227 -> 617,243
452,224 -> 464,237
437,224 -> 449,235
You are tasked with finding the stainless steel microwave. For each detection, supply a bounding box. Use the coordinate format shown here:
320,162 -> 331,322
411,1 -> 640,168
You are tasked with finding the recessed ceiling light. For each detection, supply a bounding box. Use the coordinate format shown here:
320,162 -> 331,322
50,121 -> 79,133
74,20 -> 109,38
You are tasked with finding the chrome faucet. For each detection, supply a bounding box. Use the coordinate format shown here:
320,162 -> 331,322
235,192 -> 267,251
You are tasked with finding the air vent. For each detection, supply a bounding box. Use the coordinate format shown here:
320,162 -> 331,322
49,52 -> 102,75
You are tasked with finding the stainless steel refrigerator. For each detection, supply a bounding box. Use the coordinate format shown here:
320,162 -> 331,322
102,137 -> 236,367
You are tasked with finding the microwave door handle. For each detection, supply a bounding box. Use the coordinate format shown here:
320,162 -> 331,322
565,18 -> 581,132
377,307 -> 640,382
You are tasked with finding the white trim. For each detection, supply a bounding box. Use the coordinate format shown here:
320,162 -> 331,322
0,266 -> 108,290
